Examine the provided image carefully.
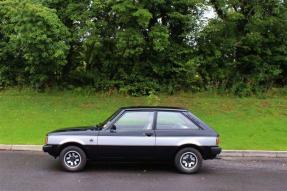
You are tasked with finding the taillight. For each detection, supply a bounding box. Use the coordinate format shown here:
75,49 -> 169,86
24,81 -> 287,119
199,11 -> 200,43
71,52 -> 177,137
45,136 -> 48,144
216,136 -> 220,145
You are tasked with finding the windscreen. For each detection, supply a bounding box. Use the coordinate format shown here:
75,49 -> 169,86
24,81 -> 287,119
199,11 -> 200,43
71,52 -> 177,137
100,109 -> 121,128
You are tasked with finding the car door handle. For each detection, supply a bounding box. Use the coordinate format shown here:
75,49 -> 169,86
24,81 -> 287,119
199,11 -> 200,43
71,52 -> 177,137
145,132 -> 153,137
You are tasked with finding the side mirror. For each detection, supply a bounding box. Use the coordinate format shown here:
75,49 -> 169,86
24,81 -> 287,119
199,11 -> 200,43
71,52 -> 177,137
110,124 -> 116,132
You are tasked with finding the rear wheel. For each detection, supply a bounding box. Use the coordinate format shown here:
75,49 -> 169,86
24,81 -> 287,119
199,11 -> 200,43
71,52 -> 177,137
174,147 -> 202,174
59,146 -> 87,172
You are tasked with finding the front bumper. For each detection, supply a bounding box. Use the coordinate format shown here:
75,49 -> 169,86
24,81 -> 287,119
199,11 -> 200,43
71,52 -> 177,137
43,144 -> 59,157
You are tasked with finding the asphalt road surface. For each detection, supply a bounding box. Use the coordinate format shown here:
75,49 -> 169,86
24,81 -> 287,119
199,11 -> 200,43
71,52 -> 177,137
0,151 -> 286,191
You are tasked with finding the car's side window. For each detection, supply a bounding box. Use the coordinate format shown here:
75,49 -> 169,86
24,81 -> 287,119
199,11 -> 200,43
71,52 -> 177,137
156,111 -> 199,130
114,111 -> 154,131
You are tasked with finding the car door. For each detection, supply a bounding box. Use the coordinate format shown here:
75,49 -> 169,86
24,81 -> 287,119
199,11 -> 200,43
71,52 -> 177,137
97,110 -> 156,160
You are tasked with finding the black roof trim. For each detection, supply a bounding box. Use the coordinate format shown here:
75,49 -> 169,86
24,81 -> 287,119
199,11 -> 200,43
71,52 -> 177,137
120,106 -> 188,111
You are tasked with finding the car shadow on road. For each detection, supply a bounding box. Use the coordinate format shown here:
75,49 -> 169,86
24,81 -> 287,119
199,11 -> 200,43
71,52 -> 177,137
87,161 -> 176,173
47,159 -> 215,175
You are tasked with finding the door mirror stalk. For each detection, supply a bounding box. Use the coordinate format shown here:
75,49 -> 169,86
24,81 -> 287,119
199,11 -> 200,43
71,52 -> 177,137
110,125 -> 116,133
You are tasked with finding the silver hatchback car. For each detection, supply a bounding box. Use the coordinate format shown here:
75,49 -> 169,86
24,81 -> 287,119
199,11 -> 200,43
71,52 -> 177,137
43,106 -> 221,174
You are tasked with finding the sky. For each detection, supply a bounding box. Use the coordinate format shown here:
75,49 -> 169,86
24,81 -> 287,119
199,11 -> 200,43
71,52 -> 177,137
204,6 -> 216,20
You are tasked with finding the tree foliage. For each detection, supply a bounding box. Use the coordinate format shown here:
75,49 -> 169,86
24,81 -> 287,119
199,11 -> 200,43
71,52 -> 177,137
71,0 -> 204,95
197,0 -> 287,95
0,0 -> 70,89
0,0 -> 286,95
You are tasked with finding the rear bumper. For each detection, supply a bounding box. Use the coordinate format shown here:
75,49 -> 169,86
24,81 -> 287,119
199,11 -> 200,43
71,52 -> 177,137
201,146 -> 221,159
43,144 -> 59,157
211,146 -> 221,155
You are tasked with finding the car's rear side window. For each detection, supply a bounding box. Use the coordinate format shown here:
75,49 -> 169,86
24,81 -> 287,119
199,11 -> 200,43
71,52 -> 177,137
156,111 -> 199,130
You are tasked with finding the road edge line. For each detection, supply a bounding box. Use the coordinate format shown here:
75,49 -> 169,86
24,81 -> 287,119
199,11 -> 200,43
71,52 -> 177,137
1,144 -> 287,158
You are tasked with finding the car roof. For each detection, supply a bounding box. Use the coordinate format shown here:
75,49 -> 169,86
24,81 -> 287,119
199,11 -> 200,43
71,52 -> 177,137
120,106 -> 188,111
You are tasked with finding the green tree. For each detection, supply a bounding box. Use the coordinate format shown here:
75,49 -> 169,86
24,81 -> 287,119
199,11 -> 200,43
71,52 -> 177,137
197,0 -> 287,95
1,0 -> 285,95
79,0 -> 204,95
0,0 -> 70,89
43,0 -> 93,81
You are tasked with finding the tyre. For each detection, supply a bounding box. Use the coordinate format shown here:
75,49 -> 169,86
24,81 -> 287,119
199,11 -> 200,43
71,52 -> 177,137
174,147 -> 202,174
59,146 -> 87,172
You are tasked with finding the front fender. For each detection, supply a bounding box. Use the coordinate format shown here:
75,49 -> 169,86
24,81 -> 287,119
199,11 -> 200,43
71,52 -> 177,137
48,135 -> 94,145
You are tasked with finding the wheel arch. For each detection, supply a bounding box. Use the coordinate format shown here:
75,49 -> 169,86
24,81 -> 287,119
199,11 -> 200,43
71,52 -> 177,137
57,142 -> 87,158
175,144 -> 206,159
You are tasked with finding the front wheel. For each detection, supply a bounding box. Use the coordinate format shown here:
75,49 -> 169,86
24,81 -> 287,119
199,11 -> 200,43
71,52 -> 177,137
174,147 -> 202,174
59,146 -> 87,172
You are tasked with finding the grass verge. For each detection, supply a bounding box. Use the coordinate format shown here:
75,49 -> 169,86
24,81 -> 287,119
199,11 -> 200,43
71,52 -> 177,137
0,89 -> 286,150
